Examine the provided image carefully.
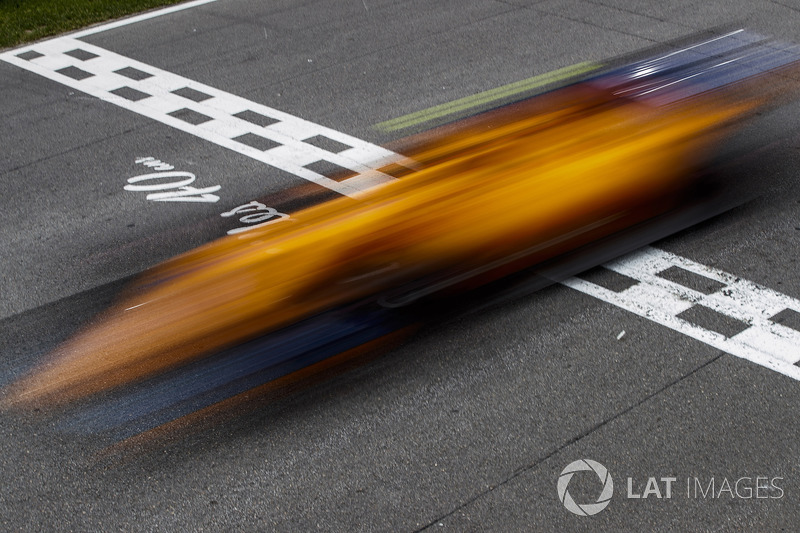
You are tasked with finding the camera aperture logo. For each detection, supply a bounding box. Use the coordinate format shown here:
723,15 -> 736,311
557,459 -> 614,516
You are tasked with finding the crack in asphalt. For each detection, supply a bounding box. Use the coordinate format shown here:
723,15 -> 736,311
769,0 -> 800,15
415,351 -> 726,530
0,124 -> 141,177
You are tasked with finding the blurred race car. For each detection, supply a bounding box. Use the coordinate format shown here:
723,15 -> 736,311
6,29 -> 800,413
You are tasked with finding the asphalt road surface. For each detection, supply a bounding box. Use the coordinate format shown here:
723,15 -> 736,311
3,0 -> 800,530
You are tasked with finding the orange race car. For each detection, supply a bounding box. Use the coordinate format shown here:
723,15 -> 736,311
6,29 -> 800,415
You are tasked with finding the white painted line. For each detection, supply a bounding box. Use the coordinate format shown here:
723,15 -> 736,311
564,247 -> 800,380
69,0 -> 221,39
0,36 -> 403,197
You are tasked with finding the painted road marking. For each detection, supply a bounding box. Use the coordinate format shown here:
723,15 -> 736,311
564,247 -> 800,381
4,27 -> 799,383
67,0 -> 222,39
0,37 -> 403,198
374,62 -> 600,132
126,157 -> 222,203
221,201 -> 290,235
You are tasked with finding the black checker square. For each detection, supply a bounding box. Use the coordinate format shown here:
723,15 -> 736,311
56,66 -> 94,81
172,87 -> 213,102
114,67 -> 153,81
232,133 -> 280,151
770,308 -> 800,333
17,50 -> 44,61
576,266 -> 639,293
64,48 -> 99,61
676,305 -> 750,338
233,110 -> 280,128
656,266 -> 726,295
305,160 -> 355,181
303,135 -> 352,154
377,162 -> 416,179
168,108 -> 213,125
110,86 -> 151,102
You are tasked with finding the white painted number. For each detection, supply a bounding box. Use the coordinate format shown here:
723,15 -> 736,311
134,156 -> 174,171
126,157 -> 221,203
125,171 -> 197,191
221,201 -> 289,234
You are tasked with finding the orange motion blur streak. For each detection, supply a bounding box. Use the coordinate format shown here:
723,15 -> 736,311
3,86 -> 758,407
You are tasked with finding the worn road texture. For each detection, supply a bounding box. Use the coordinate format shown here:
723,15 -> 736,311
2,0 -> 800,530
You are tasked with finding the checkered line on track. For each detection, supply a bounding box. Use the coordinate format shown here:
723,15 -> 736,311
564,247 -> 800,380
0,37 -> 403,197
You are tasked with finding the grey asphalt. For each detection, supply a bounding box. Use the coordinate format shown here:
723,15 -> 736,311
3,0 -> 800,530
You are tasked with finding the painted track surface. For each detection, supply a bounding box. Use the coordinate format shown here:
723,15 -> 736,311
3,0 -> 800,530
